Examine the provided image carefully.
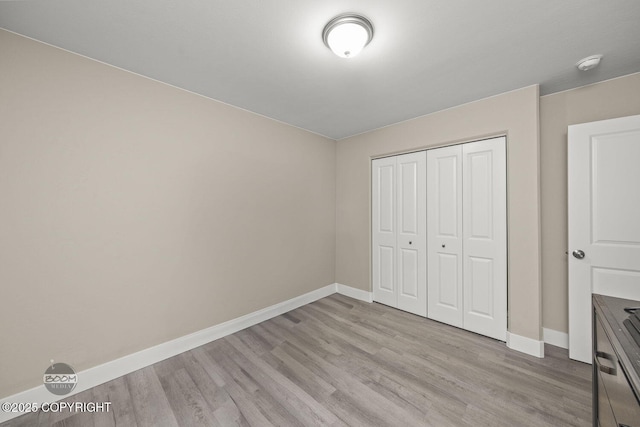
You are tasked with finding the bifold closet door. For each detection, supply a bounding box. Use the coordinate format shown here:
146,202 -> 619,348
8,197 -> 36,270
462,137 -> 507,341
372,152 -> 426,316
397,152 -> 427,316
372,156 -> 397,308
426,145 -> 464,327
426,137 -> 507,341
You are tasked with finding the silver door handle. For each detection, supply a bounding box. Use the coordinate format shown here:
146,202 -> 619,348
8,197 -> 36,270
572,249 -> 585,259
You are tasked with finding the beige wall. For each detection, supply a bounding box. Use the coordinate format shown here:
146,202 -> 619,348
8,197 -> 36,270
540,72 -> 640,333
336,86 -> 542,340
0,30 -> 336,398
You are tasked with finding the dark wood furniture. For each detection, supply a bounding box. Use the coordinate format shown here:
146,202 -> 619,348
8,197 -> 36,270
593,294 -> 640,427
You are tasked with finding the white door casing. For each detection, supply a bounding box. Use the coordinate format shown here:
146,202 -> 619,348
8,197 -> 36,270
568,114 -> 640,363
462,137 -> 507,341
427,145 -> 464,327
372,152 -> 427,316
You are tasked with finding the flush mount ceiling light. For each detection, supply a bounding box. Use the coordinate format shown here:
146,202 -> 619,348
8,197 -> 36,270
576,54 -> 603,71
322,14 -> 374,58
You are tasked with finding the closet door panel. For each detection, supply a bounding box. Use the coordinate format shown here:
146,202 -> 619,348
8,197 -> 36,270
397,152 -> 427,316
372,157 -> 397,308
437,253 -> 460,307
462,137 -> 507,340
467,256 -> 494,316
400,248 -> 418,297
377,246 -> 395,292
427,146 -> 463,327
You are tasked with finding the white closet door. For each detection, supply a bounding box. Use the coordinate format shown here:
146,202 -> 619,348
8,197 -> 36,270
372,156 -> 397,308
396,152 -> 427,316
427,145 -> 463,327
462,137 -> 507,341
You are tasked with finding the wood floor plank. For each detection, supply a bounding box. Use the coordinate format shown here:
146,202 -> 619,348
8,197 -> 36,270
233,328 -> 274,357
92,376 -> 137,427
2,294 -> 591,427
177,351 -> 233,410
126,366 -> 179,427
277,340 -> 429,426
266,346 -> 336,400
189,347 -> 227,388
221,336 -> 341,427
181,349 -> 254,426
203,342 -> 287,426
157,367 -> 220,427
246,323 -> 285,349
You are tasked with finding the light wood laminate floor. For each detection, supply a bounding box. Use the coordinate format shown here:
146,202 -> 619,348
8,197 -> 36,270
3,294 -> 591,426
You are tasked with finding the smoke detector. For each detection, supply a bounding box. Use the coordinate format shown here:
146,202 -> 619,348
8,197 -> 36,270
576,55 -> 603,71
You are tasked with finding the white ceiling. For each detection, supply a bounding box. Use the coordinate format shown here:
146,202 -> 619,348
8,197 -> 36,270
1,0 -> 639,139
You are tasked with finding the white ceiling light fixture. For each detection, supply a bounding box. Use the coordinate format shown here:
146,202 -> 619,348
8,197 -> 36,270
322,14 -> 374,58
576,54 -> 603,71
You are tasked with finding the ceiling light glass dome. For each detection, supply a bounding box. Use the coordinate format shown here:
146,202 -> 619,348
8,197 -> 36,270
323,14 -> 374,58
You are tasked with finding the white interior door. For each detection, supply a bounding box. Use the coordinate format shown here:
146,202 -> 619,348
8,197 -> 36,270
427,145 -> 463,327
568,114 -> 640,363
397,152 -> 427,316
372,156 -> 397,308
462,137 -> 507,341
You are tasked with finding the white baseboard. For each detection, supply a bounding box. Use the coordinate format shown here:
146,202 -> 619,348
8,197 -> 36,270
335,283 -> 373,303
543,327 -> 569,349
506,332 -> 545,358
0,283 -> 336,423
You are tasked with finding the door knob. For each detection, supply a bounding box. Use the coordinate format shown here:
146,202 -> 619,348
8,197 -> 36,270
572,249 -> 585,259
